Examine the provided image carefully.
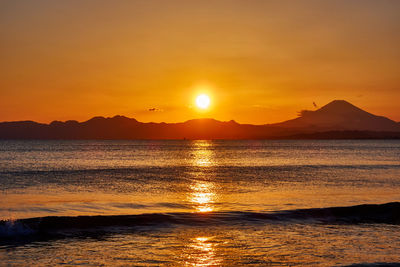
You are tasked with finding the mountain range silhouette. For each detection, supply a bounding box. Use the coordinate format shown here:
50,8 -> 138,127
1,100 -> 399,139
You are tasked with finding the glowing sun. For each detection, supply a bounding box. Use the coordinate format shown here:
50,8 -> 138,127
196,94 -> 210,109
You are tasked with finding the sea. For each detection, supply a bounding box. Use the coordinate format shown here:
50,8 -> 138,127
0,140 -> 400,266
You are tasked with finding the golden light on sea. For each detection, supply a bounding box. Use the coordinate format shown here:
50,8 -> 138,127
184,236 -> 221,266
190,182 -> 215,213
188,140 -> 217,213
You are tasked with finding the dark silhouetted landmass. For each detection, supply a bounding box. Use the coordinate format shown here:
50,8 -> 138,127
276,100 -> 399,132
0,100 -> 399,139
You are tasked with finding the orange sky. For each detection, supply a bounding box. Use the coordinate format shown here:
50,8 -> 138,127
1,0 -> 400,124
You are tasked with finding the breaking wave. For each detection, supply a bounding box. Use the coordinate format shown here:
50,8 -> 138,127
1,202 -> 399,239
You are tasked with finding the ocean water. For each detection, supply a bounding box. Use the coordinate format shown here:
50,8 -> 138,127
0,140 -> 400,266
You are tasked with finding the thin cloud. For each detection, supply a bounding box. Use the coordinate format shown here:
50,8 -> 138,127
148,108 -> 163,112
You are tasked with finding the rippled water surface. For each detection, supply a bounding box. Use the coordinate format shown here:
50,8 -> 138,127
1,140 -> 400,266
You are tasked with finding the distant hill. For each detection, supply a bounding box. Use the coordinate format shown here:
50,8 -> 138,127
0,100 -> 399,139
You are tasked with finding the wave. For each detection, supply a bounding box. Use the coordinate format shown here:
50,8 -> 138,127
1,202 -> 399,239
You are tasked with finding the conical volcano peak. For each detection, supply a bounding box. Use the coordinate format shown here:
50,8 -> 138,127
278,100 -> 400,132
318,100 -> 365,114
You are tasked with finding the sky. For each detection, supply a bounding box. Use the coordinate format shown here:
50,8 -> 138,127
1,0 -> 400,124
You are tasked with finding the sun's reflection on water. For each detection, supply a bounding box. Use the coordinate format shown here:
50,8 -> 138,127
185,236 -> 221,266
184,141 -> 221,264
190,182 -> 216,212
191,140 -> 214,167
188,141 -> 218,213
